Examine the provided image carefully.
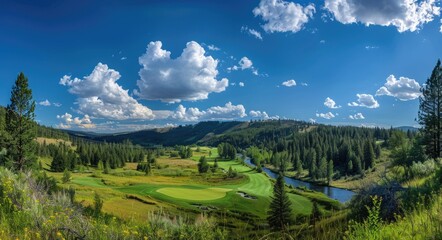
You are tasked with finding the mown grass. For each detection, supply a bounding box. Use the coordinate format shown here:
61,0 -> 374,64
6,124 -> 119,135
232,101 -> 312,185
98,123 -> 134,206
157,187 -> 231,200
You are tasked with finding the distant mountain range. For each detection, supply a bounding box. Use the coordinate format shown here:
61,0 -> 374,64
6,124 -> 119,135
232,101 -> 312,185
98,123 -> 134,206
67,120 -> 313,147
64,121 -> 422,147
394,126 -> 419,132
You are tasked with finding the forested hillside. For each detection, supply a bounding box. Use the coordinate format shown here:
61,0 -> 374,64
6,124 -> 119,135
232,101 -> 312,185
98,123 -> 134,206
78,121 -> 244,146
75,118 -> 393,179
0,106 -> 69,140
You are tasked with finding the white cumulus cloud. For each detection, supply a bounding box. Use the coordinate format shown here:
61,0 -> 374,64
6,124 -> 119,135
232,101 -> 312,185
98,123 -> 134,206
39,99 -> 51,106
239,82 -> 245,87
249,110 -> 280,120
60,63 -> 155,120
324,0 -> 441,32
228,56 -> 258,74
376,75 -> 422,101
239,57 -> 253,70
316,112 -> 335,119
136,41 -> 229,103
172,102 -> 247,122
253,0 -> 316,33
348,94 -> 380,108
324,97 -> 341,109
282,79 -> 297,87
57,113 -> 95,129
349,113 -> 365,120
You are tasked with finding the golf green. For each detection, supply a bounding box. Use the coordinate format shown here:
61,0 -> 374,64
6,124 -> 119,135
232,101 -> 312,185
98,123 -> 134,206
156,187 -> 231,200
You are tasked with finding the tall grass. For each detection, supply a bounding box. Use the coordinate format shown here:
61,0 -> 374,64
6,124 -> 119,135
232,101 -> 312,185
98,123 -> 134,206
344,193 -> 442,239
0,168 -> 227,239
344,167 -> 442,240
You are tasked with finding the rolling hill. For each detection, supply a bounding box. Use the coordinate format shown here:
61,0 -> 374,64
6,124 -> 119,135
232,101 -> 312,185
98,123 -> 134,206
68,120 -> 313,147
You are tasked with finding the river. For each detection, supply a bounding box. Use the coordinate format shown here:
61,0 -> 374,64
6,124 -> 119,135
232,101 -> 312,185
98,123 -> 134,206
244,158 -> 355,203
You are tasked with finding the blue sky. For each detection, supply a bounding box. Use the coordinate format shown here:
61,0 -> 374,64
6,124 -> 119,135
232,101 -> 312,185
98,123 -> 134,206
1,0 -> 441,132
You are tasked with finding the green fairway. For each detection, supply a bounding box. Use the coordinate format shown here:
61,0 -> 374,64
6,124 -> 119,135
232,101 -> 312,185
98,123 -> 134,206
216,160 -> 272,197
72,176 -> 107,188
52,148 -> 324,221
156,187 -> 231,200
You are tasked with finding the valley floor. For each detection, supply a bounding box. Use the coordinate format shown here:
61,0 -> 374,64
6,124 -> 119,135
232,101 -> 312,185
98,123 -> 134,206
41,146 -> 338,237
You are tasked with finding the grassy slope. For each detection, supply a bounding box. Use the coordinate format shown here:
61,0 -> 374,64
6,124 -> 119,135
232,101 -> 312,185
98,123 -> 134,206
375,194 -> 442,239
41,146 -> 316,222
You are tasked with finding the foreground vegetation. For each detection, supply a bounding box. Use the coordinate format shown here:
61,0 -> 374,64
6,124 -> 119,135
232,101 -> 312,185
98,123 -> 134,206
0,167 -> 229,240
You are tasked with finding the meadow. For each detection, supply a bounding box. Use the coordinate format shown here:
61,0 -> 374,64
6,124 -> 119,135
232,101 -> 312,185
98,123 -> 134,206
39,145 -> 337,236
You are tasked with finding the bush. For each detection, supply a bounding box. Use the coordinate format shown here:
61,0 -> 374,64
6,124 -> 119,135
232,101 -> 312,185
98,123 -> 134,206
198,156 -> 209,173
410,160 -> 437,178
62,169 -> 71,183
226,166 -> 238,178
169,152 -> 179,158
349,182 -> 404,221
345,196 -> 383,240
93,192 -> 103,216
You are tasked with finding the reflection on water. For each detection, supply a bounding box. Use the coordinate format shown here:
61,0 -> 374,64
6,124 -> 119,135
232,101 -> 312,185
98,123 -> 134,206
244,158 -> 355,203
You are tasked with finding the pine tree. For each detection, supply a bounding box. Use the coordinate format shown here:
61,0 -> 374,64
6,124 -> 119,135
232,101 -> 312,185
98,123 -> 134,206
310,201 -> 322,224
94,192 -> 103,216
318,157 -> 327,179
347,159 -> 353,174
267,173 -> 292,231
309,149 -> 317,179
5,73 -> 36,171
198,156 -> 209,173
97,160 -> 104,170
375,144 -> 381,159
0,107 -> 8,151
296,154 -> 303,176
144,163 -> 151,176
418,59 -> 442,159
62,169 -> 71,183
363,140 -> 375,169
51,150 -> 66,172
327,160 -> 333,185
103,160 -> 110,174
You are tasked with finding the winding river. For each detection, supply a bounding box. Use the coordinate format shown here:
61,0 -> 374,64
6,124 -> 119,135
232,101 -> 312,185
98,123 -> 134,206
244,158 -> 355,203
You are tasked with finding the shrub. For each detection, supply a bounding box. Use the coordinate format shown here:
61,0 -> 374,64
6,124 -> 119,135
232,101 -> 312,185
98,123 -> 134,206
198,156 -> 209,173
349,182 -> 404,221
345,196 -> 382,240
410,160 -> 437,178
93,192 -> 103,216
62,169 -> 71,183
169,152 -> 179,158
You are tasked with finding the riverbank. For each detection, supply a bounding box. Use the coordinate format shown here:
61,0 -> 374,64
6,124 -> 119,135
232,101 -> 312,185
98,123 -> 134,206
263,163 -> 357,192
260,148 -> 392,192
244,158 -> 355,203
